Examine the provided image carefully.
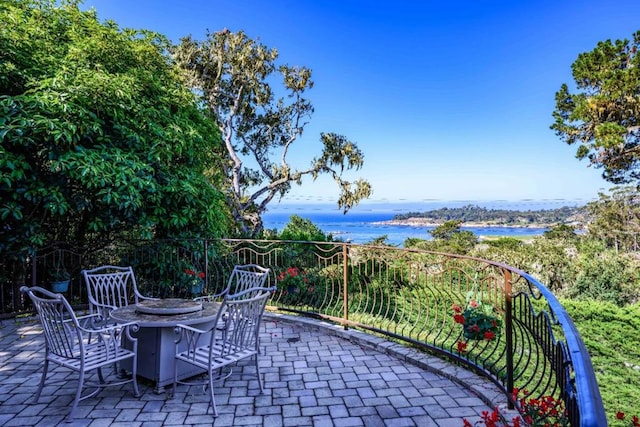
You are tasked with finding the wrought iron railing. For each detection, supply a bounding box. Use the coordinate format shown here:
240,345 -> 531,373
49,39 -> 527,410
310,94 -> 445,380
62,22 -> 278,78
0,238 -> 607,426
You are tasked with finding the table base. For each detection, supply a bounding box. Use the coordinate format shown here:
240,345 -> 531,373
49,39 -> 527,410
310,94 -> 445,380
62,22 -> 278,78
121,321 -> 215,393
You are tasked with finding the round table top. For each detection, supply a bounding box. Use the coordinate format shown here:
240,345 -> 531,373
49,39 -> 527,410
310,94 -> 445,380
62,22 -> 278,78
110,300 -> 221,327
135,298 -> 203,315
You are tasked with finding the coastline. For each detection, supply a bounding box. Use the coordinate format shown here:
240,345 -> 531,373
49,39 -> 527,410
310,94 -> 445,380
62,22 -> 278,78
374,218 -> 555,229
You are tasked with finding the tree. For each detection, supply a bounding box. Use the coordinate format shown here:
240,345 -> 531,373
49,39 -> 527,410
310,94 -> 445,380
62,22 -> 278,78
543,224 -> 578,241
429,220 -> 465,240
571,239 -> 639,305
173,29 -> 372,236
551,31 -> 640,185
428,220 -> 478,254
586,186 -> 640,252
0,0 -> 229,255
279,215 -> 329,242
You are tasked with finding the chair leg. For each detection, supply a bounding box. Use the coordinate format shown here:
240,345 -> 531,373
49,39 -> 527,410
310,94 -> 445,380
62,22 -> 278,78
172,358 -> 179,398
34,359 -> 49,402
67,370 -> 86,420
208,370 -> 218,417
131,354 -> 140,397
97,367 -> 106,384
254,354 -> 264,393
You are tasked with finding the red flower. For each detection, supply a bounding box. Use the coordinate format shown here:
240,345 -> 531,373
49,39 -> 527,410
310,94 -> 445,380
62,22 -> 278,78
617,411 -> 626,420
185,268 -> 195,275
632,415 -> 639,427
453,314 -> 466,324
484,331 -> 496,340
469,300 -> 479,308
198,271 -> 205,279
452,304 -> 462,313
456,341 -> 467,353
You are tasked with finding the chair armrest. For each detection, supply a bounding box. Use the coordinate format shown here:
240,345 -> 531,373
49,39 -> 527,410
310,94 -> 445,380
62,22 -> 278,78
228,286 -> 277,300
74,313 -> 102,323
88,302 -> 118,317
78,320 -> 138,335
212,289 -> 228,298
174,323 -> 215,351
193,295 -> 220,303
175,323 -> 210,335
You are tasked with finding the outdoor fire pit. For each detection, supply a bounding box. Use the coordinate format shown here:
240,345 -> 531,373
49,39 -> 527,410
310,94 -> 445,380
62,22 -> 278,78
135,298 -> 203,315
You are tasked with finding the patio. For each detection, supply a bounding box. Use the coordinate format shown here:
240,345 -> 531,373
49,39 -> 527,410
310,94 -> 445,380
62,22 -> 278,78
0,311 -> 511,427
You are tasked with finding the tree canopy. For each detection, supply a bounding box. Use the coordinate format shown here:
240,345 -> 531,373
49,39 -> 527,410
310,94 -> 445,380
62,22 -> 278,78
0,0 -> 229,255
173,29 -> 372,237
551,30 -> 640,185
278,215 -> 329,242
586,186 -> 640,252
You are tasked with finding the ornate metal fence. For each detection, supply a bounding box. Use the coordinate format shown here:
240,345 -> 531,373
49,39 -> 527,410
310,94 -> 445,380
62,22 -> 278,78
1,238 -> 607,426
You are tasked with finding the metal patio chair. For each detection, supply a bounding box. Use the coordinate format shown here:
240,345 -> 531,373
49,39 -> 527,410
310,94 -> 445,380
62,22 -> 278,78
82,265 -> 155,325
194,264 -> 271,345
20,286 -> 140,421
197,264 -> 271,303
173,287 -> 273,416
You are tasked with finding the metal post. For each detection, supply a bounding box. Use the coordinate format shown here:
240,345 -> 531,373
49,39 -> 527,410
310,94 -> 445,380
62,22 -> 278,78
503,267 -> 514,408
342,243 -> 349,329
204,239 -> 209,292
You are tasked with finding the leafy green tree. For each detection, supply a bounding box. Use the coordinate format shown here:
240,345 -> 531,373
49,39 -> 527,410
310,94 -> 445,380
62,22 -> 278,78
0,0 -> 229,255
586,186 -> 640,252
279,215 -> 328,242
173,29 -> 372,236
551,31 -> 640,185
543,224 -> 578,241
473,236 -> 576,294
528,237 -> 577,293
571,238 -> 639,305
429,220 -> 465,241
426,220 -> 478,254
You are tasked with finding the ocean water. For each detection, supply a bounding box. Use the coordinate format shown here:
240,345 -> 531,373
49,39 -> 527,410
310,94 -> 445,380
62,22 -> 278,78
261,200 -> 571,246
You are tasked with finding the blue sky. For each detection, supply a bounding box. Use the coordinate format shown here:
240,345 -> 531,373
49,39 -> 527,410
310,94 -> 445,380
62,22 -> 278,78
84,0 -> 640,209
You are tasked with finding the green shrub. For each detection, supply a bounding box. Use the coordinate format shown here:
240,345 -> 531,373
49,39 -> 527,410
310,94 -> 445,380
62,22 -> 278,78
563,300 -> 640,423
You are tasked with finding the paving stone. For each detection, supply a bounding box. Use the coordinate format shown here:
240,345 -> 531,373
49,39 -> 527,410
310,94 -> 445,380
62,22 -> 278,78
0,314 -> 506,426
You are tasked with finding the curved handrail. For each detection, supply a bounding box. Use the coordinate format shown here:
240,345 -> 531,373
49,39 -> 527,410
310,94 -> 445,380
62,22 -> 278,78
508,267 -> 607,427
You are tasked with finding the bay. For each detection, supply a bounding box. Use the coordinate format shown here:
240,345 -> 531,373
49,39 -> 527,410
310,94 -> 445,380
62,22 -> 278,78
261,201 -> 564,246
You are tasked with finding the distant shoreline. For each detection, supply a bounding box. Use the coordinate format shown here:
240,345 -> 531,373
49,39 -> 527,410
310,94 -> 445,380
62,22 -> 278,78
374,218 -> 553,228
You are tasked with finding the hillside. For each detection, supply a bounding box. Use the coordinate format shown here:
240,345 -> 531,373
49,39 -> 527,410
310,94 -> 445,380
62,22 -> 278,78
390,204 -> 586,227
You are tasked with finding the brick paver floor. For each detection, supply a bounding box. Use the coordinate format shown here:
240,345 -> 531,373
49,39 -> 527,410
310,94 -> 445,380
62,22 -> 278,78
0,312 -> 510,426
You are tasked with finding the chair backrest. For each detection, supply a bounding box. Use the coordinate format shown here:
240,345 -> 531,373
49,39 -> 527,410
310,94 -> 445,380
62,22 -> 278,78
82,265 -> 144,317
213,288 -> 271,355
20,286 -> 83,359
223,264 -> 270,299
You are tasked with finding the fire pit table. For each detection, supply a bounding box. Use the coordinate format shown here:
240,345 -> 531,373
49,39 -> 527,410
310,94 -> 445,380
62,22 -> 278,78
111,299 -> 220,393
